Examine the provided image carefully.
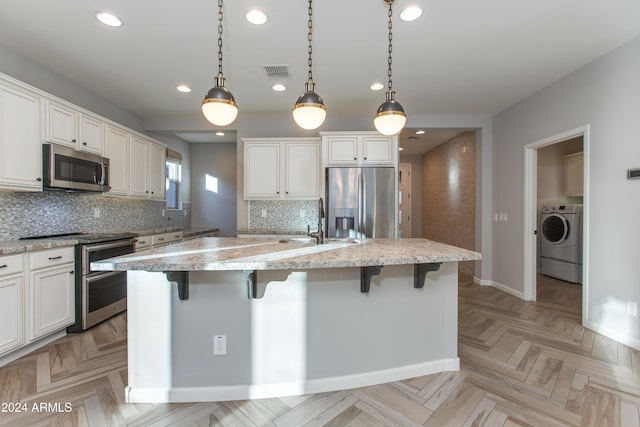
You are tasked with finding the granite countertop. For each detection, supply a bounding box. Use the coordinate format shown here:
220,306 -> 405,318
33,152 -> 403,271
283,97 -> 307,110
236,229 -> 308,236
0,238 -> 78,255
0,227 -> 220,256
92,237 -> 481,272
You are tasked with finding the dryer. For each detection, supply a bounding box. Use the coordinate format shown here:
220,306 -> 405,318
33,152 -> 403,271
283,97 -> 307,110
540,204 -> 583,283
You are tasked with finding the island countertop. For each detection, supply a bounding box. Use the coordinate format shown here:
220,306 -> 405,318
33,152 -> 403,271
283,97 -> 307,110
92,236 -> 481,272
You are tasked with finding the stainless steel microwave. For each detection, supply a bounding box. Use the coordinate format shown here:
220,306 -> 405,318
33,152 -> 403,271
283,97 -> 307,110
43,143 -> 110,192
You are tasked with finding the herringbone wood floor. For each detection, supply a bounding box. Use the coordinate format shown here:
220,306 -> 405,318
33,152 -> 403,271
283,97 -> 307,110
1,274 -> 639,426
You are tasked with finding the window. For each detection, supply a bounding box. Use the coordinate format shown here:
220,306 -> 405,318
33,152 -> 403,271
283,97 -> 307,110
166,149 -> 182,209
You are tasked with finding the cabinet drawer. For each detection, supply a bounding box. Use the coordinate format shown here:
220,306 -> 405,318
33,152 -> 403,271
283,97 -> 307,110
0,254 -> 24,276
135,236 -> 152,250
29,247 -> 75,270
152,232 -> 183,246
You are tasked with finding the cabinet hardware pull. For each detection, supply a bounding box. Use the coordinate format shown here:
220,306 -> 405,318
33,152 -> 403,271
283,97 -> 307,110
36,177 -> 42,182
158,238 -> 165,241
48,256 -> 63,260
83,142 -> 87,145
0,264 -> 7,269
72,139 -> 77,143
69,271 -> 74,275
353,157 -> 357,160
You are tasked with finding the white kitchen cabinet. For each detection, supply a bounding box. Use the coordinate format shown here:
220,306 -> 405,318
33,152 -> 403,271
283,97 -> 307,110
130,135 -> 165,199
564,151 -> 584,197
244,138 -> 321,200
28,247 -> 75,341
322,132 -> 396,166
152,231 -> 183,247
0,254 -> 24,355
105,124 -> 130,196
46,100 -> 104,154
0,80 -> 42,191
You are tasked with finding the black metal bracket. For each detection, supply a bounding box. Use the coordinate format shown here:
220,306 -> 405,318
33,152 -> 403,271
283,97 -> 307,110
245,270 -> 258,299
164,271 -> 189,300
414,263 -> 442,289
360,265 -> 383,293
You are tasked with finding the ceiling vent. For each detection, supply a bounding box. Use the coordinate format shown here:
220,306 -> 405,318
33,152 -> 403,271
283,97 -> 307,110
262,64 -> 290,79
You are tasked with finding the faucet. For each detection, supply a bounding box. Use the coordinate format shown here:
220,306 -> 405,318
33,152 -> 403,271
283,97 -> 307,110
308,197 -> 325,244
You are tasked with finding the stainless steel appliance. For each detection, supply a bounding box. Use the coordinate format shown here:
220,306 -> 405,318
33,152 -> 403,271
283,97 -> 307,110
43,143 -> 110,192
21,231 -> 136,331
325,167 -> 396,238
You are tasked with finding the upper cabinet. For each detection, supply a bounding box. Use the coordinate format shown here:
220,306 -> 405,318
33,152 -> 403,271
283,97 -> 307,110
322,132 -> 397,166
244,138 -> 321,200
45,100 -> 104,154
0,80 -> 42,191
104,124 -> 130,196
129,135 -> 165,200
564,151 -> 584,197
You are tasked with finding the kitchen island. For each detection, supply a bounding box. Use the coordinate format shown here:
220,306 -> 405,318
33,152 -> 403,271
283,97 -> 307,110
92,237 -> 480,403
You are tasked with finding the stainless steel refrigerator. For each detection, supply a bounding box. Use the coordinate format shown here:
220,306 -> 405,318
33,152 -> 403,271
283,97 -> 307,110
325,167 -> 396,238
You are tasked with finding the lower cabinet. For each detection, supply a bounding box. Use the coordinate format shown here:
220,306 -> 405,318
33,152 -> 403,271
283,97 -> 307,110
29,263 -> 75,340
0,274 -> 23,354
0,247 -> 75,360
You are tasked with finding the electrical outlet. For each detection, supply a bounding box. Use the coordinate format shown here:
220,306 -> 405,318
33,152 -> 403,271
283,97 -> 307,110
161,209 -> 166,217
300,209 -> 306,218
93,208 -> 100,218
213,335 -> 227,355
261,209 -> 267,218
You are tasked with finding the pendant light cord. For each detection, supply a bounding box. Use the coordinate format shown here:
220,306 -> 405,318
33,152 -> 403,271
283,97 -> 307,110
217,0 -> 224,77
307,0 -> 314,83
386,0 -> 393,91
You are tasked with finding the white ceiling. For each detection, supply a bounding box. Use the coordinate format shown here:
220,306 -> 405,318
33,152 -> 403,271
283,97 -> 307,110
1,0 -> 639,149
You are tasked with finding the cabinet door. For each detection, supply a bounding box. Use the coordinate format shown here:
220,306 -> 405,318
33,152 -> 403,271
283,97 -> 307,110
79,114 -> 104,154
0,84 -> 42,190
362,136 -> 393,165
564,152 -> 584,197
148,141 -> 166,199
245,142 -> 280,199
129,135 -> 149,197
30,264 -> 75,340
46,101 -> 77,148
285,142 -> 320,198
0,275 -> 23,354
326,136 -> 358,165
105,125 -> 130,196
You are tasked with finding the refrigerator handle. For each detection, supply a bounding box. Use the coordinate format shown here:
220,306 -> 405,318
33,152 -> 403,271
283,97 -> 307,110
357,173 -> 363,236
361,172 -> 367,236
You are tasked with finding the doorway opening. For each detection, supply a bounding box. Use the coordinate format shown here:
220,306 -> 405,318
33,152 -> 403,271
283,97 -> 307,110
523,125 -> 589,324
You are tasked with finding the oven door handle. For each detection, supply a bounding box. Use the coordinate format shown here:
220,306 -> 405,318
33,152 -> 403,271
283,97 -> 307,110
84,270 -> 124,283
84,238 -> 136,253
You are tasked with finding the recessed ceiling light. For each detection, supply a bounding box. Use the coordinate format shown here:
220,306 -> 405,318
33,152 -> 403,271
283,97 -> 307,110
95,11 -> 123,27
176,85 -> 191,93
246,9 -> 267,25
415,130 -> 426,135
400,6 -> 423,22
272,83 -> 286,92
370,82 -> 385,91
216,132 -> 225,136
399,147 -> 404,151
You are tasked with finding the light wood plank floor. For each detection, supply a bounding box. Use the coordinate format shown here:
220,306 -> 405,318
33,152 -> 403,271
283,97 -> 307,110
1,274 -> 639,426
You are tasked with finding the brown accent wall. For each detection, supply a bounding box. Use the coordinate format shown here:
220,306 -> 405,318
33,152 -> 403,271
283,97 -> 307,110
421,131 -> 476,277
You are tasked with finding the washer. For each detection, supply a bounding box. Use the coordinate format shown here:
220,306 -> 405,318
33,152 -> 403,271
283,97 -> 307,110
540,204 -> 583,283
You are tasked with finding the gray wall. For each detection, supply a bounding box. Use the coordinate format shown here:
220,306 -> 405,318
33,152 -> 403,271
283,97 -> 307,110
190,143 -> 237,236
492,35 -> 640,345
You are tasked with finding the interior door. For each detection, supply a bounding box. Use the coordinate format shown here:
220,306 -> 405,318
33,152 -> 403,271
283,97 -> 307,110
398,163 -> 412,238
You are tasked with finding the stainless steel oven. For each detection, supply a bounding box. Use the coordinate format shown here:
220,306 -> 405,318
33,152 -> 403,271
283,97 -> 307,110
76,236 -> 135,331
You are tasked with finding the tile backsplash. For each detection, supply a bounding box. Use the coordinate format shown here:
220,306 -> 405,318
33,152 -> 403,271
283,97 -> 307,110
0,191 -> 190,240
248,200 -> 321,231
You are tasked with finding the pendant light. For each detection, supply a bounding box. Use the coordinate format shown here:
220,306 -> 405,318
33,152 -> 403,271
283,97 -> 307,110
202,0 -> 238,126
293,0 -> 326,130
374,0 -> 406,136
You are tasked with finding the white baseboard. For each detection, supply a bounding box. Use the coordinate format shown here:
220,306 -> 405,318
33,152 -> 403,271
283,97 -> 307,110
126,357 -> 460,403
0,330 -> 66,367
473,277 -> 525,300
584,320 -> 640,352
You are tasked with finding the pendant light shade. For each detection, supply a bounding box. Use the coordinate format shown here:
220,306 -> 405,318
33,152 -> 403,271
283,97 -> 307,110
374,90 -> 406,136
293,0 -> 326,130
293,82 -> 326,130
202,0 -> 238,126
374,0 -> 406,136
202,76 -> 238,126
